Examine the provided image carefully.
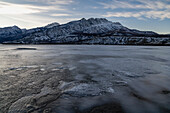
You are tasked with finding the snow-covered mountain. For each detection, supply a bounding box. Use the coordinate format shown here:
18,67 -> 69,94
0,26 -> 23,43
1,18 -> 170,45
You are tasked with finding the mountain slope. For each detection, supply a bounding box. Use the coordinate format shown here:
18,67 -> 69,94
0,26 -> 23,43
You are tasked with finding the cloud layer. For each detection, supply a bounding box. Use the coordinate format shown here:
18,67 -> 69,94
101,0 -> 170,20
0,0 -> 75,28
0,0 -> 169,33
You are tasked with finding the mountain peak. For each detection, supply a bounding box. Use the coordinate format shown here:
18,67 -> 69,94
88,18 -> 108,21
79,18 -> 110,22
45,22 -> 60,28
0,25 -> 20,30
80,18 -> 86,21
87,18 -> 110,24
11,25 -> 20,31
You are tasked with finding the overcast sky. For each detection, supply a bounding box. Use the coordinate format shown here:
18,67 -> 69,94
0,0 -> 169,34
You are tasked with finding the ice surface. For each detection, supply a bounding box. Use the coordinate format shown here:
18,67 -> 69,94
0,45 -> 170,113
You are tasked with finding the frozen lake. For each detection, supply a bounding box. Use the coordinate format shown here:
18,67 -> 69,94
0,45 -> 170,113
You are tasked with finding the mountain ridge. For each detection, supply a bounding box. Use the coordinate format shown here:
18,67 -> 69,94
1,18 -> 170,45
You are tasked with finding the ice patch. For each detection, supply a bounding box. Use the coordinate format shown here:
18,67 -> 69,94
64,83 -> 101,96
51,65 -> 76,71
68,66 -> 76,71
51,68 -> 60,71
23,65 -> 39,68
107,87 -> 115,93
114,81 -> 128,86
114,70 -> 143,78
16,68 -> 23,71
75,74 -> 85,81
8,65 -> 40,71
39,86 -> 53,96
53,63 -> 63,65
28,82 -> 36,86
59,81 -> 73,90
40,68 -> 45,71
60,82 -> 115,97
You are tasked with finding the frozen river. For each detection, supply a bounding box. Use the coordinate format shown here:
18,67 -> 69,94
0,45 -> 170,113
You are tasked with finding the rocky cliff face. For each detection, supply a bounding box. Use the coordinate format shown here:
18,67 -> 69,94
1,18 -> 170,45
